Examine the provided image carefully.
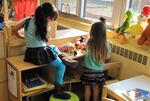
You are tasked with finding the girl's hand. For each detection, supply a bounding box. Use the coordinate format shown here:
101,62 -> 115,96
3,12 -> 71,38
5,19 -> 26,39
18,28 -> 24,39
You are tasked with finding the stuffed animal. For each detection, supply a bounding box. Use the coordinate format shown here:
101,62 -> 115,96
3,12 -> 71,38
67,42 -> 76,54
138,5 -> 150,45
125,14 -> 145,38
114,9 -> 133,44
116,9 -> 133,35
75,36 -> 87,50
138,19 -> 150,45
57,45 -> 68,52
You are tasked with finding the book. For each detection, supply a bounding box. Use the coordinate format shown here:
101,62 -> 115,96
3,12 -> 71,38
22,73 -> 48,92
122,88 -> 150,101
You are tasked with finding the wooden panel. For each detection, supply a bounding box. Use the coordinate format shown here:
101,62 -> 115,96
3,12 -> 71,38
4,0 -> 8,21
7,56 -> 47,71
0,31 -> 6,58
5,27 -> 25,45
41,66 -> 56,83
7,44 -> 26,57
8,91 -> 19,101
49,21 -> 57,38
0,58 -> 7,82
0,82 -> 8,101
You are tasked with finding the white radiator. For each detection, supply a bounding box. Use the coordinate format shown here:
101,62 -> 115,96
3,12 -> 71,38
109,41 -> 150,80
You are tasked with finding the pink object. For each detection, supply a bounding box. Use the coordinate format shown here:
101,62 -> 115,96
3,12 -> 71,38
57,45 -> 68,52
57,46 -> 63,51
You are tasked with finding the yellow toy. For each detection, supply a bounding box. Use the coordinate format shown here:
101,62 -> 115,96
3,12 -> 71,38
125,15 -> 145,38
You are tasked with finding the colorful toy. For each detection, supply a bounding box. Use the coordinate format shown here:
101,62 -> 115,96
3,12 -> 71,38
116,9 -> 133,35
57,45 -> 68,52
74,36 -> 88,50
57,36 -> 88,56
114,9 -> 133,44
138,19 -> 150,45
138,5 -> 150,45
67,42 -> 76,54
57,42 -> 76,55
125,14 -> 145,38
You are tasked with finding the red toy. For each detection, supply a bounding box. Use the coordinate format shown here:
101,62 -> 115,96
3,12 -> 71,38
138,5 -> 150,45
75,36 -> 88,50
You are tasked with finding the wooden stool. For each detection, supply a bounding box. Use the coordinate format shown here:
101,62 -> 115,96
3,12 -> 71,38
49,91 -> 79,101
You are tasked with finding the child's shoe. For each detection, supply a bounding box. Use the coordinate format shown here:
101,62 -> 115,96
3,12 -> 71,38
54,83 -> 71,99
58,54 -> 79,69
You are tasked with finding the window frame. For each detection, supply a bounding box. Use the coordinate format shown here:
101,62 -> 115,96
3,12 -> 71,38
55,0 -> 136,29
56,0 -> 78,15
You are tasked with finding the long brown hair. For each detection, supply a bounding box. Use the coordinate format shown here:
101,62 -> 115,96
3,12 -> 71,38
35,2 -> 58,42
87,18 -> 108,63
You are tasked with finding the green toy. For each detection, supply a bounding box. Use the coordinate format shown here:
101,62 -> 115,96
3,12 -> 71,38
116,9 -> 133,35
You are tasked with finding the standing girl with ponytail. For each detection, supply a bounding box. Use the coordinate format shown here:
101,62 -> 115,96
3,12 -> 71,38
80,18 -> 111,101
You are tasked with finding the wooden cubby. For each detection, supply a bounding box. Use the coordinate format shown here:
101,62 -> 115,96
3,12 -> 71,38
6,55 -> 83,101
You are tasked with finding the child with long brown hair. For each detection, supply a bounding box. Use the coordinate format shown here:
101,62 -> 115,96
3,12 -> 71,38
80,18 -> 111,101
11,2 -> 79,100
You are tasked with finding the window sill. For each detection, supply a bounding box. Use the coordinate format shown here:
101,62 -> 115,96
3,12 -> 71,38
57,15 -> 91,32
107,31 -> 150,57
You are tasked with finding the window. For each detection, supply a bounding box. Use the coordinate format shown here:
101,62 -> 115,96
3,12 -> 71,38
129,0 -> 150,14
56,0 -> 118,28
57,0 -> 148,29
84,0 -> 114,20
56,0 -> 77,15
128,0 -> 150,23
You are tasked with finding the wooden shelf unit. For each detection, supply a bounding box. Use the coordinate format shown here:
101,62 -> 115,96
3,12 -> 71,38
0,30 -> 8,101
6,55 -> 83,101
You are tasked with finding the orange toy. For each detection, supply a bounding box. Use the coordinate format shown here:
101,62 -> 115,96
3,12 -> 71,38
118,35 -> 127,44
138,19 -> 150,45
113,33 -> 127,44
138,5 -> 150,45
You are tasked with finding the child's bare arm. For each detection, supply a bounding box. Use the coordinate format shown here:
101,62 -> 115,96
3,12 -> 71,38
105,53 -> 111,63
104,62 -> 122,70
11,22 -> 24,39
106,53 -> 111,60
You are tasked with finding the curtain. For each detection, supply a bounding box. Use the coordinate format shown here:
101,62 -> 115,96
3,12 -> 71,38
14,0 -> 37,21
